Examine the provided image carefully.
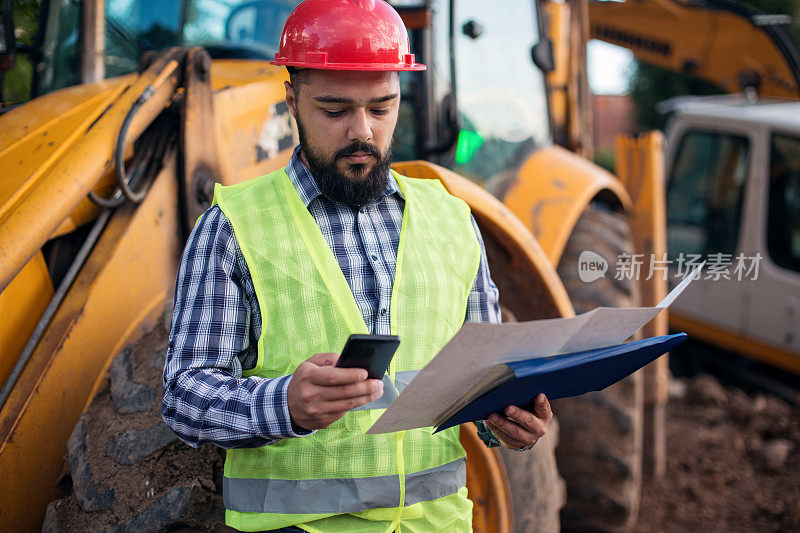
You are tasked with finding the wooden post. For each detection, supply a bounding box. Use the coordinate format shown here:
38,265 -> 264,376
615,131 -> 669,477
81,0 -> 105,84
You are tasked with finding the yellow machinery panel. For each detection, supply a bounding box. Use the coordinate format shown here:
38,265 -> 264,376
211,61 -> 296,185
0,161 -> 180,530
0,51 -> 184,293
0,77 -> 132,238
0,252 -> 53,387
502,145 -> 632,267
461,423 -> 514,533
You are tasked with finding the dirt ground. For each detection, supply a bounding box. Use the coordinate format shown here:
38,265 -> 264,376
635,374 -> 800,533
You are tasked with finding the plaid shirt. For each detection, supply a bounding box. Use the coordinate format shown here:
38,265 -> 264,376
162,146 -> 501,449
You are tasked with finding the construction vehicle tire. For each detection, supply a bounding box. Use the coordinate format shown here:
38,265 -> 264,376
498,417 -> 566,533
495,306 -> 565,533
553,202 -> 643,532
42,308 -> 230,532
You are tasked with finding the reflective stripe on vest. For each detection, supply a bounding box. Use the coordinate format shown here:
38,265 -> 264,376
224,457 -> 466,514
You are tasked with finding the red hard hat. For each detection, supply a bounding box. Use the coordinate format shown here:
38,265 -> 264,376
271,0 -> 426,71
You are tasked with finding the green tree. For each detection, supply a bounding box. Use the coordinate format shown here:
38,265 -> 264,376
629,63 -> 721,131
2,0 -> 40,105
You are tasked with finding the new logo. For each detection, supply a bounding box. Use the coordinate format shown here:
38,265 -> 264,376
578,250 -> 608,282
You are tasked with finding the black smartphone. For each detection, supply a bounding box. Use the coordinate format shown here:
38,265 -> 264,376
336,334 -> 400,379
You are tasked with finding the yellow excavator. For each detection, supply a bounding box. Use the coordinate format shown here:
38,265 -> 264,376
1,0 -> 797,531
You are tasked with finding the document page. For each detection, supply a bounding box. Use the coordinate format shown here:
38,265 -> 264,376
367,263 -> 702,434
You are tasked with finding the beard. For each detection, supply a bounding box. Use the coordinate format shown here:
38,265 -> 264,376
296,114 -> 393,207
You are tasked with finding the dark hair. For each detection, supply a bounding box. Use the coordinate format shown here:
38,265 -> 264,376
286,67 -> 400,95
286,67 -> 309,95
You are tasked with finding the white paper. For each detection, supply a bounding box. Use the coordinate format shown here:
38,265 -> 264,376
657,261 -> 705,308
366,264 -> 701,434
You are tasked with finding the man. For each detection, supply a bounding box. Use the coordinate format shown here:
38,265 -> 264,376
162,0 -> 552,531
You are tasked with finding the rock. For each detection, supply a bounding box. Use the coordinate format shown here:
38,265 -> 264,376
761,439 -> 793,473
45,322 -> 229,532
109,347 -> 156,414
67,416 -> 115,512
110,486 -> 192,533
109,483 -> 227,533
106,423 -> 178,466
733,434 -> 746,455
750,395 -> 793,439
151,348 -> 166,371
727,388 -> 754,426
669,378 -> 687,400
761,395 -> 791,418
753,395 -> 768,413
697,404 -> 727,426
41,500 -> 61,533
755,492 -> 785,516
746,435 -> 764,454
686,374 -> 728,407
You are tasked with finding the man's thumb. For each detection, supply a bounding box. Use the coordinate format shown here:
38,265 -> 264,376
307,352 -> 339,366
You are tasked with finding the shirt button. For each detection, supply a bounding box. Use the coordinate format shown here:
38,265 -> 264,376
380,308 -> 387,316
371,253 -> 378,261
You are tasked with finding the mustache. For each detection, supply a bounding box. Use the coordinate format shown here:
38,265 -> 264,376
335,141 -> 382,160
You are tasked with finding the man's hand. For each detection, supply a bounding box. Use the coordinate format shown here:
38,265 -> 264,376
287,352 -> 383,431
485,393 -> 553,450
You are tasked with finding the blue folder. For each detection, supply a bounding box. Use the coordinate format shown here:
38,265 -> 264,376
435,333 -> 687,432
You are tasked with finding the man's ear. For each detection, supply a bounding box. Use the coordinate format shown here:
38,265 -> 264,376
285,81 -> 297,118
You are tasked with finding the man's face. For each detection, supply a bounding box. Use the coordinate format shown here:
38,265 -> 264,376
285,69 -> 400,206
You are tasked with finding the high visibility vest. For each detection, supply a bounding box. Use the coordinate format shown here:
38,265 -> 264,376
213,168 -> 481,532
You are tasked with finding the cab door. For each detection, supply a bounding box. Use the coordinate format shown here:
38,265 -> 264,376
664,116 -> 754,338
741,128 -> 800,370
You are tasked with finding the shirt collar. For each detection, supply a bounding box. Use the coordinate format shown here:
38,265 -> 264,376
286,145 -> 402,208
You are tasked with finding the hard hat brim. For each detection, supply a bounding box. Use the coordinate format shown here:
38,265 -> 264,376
270,60 -> 426,72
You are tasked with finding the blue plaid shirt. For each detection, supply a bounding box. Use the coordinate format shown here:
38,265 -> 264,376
162,146 -> 501,448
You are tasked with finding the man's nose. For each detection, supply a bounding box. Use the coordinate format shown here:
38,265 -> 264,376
347,108 -> 373,142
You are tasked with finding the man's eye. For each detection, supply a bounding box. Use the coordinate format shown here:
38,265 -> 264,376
323,109 -> 345,117
371,108 -> 389,116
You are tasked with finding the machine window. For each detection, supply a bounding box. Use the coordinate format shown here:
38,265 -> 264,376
36,0 -> 82,96
394,0 -> 456,163
767,133 -> 800,273
666,130 -> 749,261
451,0 -> 548,188
104,0 -> 302,77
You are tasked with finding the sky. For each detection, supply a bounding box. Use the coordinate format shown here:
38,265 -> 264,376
587,40 -> 635,95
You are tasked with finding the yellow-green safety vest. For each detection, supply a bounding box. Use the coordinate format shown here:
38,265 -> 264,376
213,167 -> 481,532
